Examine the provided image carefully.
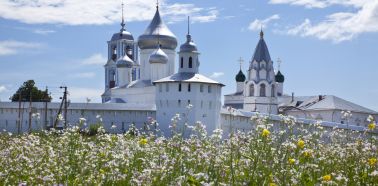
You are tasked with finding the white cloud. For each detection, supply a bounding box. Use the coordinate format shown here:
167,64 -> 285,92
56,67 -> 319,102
191,9 -> 219,23
0,0 -> 218,25
70,72 -> 96,79
33,29 -> 55,35
287,1 -> 378,42
269,0 -> 369,9
0,40 -> 43,56
164,4 -> 219,24
67,87 -> 102,103
210,72 -> 225,78
81,53 -> 107,65
0,86 -> 7,93
248,14 -> 280,31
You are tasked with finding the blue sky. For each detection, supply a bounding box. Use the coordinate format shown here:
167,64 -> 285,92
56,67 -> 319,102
0,0 -> 377,111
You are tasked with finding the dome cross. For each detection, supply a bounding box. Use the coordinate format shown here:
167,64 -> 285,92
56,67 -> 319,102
238,57 -> 244,70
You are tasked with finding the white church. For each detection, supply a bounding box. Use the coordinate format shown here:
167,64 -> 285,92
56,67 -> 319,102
0,3 -> 377,135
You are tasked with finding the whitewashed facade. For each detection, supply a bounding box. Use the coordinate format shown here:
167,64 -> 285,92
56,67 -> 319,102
153,27 -> 224,135
102,5 -> 177,106
0,102 -> 155,134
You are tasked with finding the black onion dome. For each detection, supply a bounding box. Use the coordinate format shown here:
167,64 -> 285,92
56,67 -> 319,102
275,70 -> 285,83
235,70 -> 246,82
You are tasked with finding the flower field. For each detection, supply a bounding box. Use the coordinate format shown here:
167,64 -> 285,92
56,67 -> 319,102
0,115 -> 377,185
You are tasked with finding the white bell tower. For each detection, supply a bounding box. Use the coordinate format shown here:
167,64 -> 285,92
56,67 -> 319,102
243,30 -> 278,114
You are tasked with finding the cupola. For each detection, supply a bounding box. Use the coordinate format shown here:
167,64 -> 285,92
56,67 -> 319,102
235,70 -> 246,82
275,71 -> 285,83
138,5 -> 177,50
116,54 -> 134,68
149,45 -> 168,64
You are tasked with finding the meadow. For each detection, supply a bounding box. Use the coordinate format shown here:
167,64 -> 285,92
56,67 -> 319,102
0,114 -> 377,185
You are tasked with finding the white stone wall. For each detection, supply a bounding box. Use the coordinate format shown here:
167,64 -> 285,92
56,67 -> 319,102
0,102 -> 155,134
220,109 -> 377,137
155,82 -> 222,135
285,110 -> 378,127
110,85 -> 156,105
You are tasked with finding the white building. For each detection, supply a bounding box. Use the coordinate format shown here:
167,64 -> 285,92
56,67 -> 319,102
102,5 -> 177,107
153,24 -> 224,134
224,30 -> 378,129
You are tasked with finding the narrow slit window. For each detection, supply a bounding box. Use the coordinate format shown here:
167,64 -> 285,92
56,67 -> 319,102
189,57 -> 193,68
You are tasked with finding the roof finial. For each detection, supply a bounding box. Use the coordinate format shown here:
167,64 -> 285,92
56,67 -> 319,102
260,25 -> 264,39
187,16 -> 190,35
238,57 -> 244,70
186,16 -> 192,42
120,1 -> 126,32
156,0 -> 159,9
277,58 -> 282,71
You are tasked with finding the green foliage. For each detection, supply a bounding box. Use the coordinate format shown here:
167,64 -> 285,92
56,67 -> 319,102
87,123 -> 103,136
10,80 -> 51,102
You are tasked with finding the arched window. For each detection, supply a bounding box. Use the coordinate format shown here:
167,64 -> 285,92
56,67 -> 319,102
249,84 -> 254,96
180,57 -> 184,68
208,85 -> 212,93
126,45 -> 132,58
178,100 -> 181,107
112,46 -> 117,60
260,84 -> 266,97
189,57 -> 193,68
178,83 -> 182,92
200,84 -> 204,92
271,85 -> 275,97
188,83 -> 191,92
165,83 -> 169,92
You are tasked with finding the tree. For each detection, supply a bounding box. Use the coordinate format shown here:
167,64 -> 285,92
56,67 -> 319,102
10,80 -> 52,102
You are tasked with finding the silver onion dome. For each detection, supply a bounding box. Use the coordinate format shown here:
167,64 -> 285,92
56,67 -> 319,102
111,7 -> 134,42
149,45 -> 168,64
138,7 -> 177,50
180,34 -> 197,52
116,54 -> 134,68
111,30 -> 134,41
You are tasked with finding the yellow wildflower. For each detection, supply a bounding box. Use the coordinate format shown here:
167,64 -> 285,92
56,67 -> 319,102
368,158 -> 377,166
139,138 -> 148,145
322,174 -> 331,182
303,150 -> 311,157
368,122 -> 376,130
269,183 -> 277,186
288,158 -> 296,165
262,129 -> 270,137
297,139 -> 305,149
